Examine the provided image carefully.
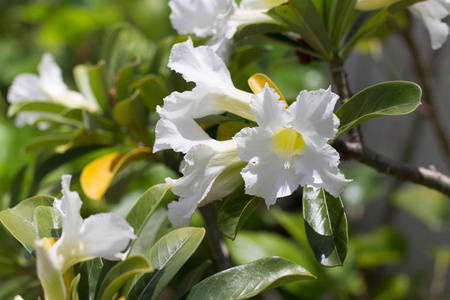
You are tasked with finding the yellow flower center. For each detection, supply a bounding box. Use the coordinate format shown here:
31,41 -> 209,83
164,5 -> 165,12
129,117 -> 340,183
272,128 -> 306,168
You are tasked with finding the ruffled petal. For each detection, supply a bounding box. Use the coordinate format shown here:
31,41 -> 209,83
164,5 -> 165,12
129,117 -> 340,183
409,1 -> 450,50
289,87 -> 340,145
233,127 -> 274,162
154,113 -> 221,153
168,38 -> 234,89
249,84 -> 288,132
167,141 -> 242,227
241,154 -> 299,206
292,144 -> 350,197
7,74 -> 47,103
169,0 -> 231,37
53,175 -> 83,237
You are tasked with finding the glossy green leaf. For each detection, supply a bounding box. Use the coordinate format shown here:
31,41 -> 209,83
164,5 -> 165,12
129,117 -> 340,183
303,187 -> 348,267
74,62 -> 109,113
342,0 -> 421,58
0,196 -> 53,253
183,257 -> 315,299
134,75 -> 167,112
175,260 -> 212,299
393,184 -> 449,231
24,134 -> 73,152
7,101 -> 67,117
335,81 -> 422,138
78,258 -> 103,300
268,0 -> 331,61
97,255 -> 153,300
128,227 -> 205,300
330,0 -> 358,49
234,23 -> 287,42
218,188 -> 262,240
126,184 -> 173,251
34,206 -> 61,240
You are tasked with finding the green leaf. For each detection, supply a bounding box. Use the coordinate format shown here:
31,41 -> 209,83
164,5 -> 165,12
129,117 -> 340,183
229,45 -> 270,78
128,227 -> 205,300
126,184 -> 173,251
97,255 -> 153,300
268,0 -> 332,61
175,260 -> 212,299
134,75 -> 167,113
24,134 -> 73,153
303,187 -> 348,267
116,61 -> 139,102
183,257 -> 315,299
234,23 -> 287,42
330,0 -> 358,49
353,227 -> 406,268
341,0 -> 421,58
393,184 -> 449,231
7,101 -> 67,117
218,188 -> 262,240
34,206 -> 61,240
0,196 -> 54,253
335,81 -> 422,138
74,62 -> 109,113
216,121 -> 252,142
113,92 -> 150,145
78,258 -> 103,300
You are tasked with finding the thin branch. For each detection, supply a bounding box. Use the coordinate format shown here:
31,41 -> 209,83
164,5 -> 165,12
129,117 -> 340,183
333,139 -> 450,196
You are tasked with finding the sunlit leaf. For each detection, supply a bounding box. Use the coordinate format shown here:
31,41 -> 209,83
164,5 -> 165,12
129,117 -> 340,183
335,81 -> 422,138
127,227 -> 205,300
182,257 -> 315,299
34,206 -> 61,240
0,196 -> 53,253
303,186 -> 348,267
74,62 -> 109,113
97,255 -> 153,300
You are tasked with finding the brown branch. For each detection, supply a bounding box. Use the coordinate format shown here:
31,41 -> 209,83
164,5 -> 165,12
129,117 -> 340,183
333,139 -> 450,196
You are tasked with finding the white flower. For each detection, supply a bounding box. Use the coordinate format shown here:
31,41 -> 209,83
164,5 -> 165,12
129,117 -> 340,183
161,38 -> 254,121
169,0 -> 283,56
233,84 -> 350,206
409,0 -> 450,50
35,175 -> 136,298
7,53 -> 99,127
167,141 -> 245,227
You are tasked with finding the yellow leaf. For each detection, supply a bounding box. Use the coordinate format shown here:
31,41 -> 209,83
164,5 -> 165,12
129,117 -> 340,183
80,147 -> 153,200
248,73 -> 286,105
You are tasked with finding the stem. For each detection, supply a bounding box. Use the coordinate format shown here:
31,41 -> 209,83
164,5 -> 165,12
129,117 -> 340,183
333,139 -> 450,196
199,205 -> 234,271
330,54 -> 363,144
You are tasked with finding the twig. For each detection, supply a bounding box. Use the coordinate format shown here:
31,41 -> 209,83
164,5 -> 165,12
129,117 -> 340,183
330,54 -> 363,144
199,205 -> 234,271
333,139 -> 450,196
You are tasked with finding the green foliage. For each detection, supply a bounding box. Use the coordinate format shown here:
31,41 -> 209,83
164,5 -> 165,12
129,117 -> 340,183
182,257 -> 315,299
303,187 -> 348,267
335,81 -> 422,138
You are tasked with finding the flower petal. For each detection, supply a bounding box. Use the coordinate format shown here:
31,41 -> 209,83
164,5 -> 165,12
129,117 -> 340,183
53,175 -> 83,237
233,127 -> 274,162
293,144 -> 350,197
7,74 -> 47,103
409,1 -> 450,50
169,0 -> 231,37
38,53 -> 68,99
168,38 -> 234,89
250,84 -> 288,132
241,154 -> 299,206
289,87 -> 340,144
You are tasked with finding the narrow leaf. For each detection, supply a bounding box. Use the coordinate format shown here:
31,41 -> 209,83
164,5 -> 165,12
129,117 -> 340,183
128,227 -> 205,300
335,81 -> 422,138
303,187 -> 348,267
0,196 -> 54,253
183,257 -> 315,299
218,188 -> 262,240
97,255 -> 153,300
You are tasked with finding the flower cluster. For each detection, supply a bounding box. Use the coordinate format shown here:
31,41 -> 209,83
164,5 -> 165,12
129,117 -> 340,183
155,38 -> 350,227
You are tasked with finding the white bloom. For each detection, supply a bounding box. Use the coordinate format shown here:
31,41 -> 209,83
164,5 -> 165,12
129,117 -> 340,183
409,0 -> 450,50
169,0 -> 283,56
7,53 -> 99,127
161,38 -> 254,121
233,84 -> 350,206
167,141 -> 245,227
35,175 -> 136,298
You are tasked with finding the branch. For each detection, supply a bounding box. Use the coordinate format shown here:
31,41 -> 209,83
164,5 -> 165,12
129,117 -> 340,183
333,140 -> 450,196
